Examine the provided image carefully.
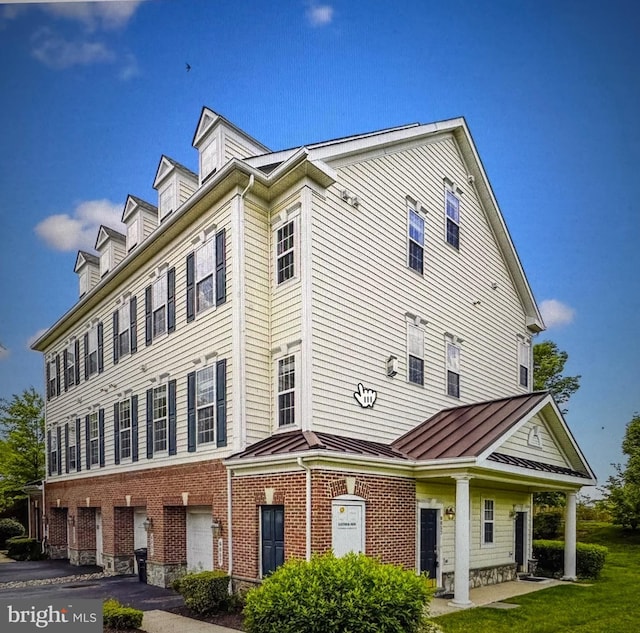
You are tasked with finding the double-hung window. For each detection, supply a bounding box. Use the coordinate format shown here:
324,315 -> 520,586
152,276 -> 168,337
152,385 -> 168,453
195,240 -> 215,313
64,343 -> 76,389
277,355 -> 296,426
118,399 -> 132,461
446,338 -> 461,398
407,324 -> 425,386
482,499 -> 495,545
50,430 -> 58,474
145,269 -> 175,345
47,358 -> 57,398
87,327 -> 99,376
408,208 -> 425,274
89,413 -> 99,466
518,337 -> 531,388
445,190 -> 460,249
276,221 -> 295,284
68,424 -> 77,471
196,366 -> 215,444
118,302 -> 131,357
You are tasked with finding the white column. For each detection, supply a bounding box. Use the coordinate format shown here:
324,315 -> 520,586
450,476 -> 473,607
563,491 -> 577,581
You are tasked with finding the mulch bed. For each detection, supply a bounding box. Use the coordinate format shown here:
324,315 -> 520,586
167,605 -> 245,630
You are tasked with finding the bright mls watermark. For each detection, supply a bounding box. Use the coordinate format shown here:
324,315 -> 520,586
2,600 -> 102,632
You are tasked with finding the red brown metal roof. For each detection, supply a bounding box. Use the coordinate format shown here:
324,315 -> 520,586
391,391 -> 550,460
487,452 -> 590,479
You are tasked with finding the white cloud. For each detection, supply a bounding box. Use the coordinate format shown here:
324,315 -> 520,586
306,3 -> 334,27
41,0 -> 147,31
540,299 -> 576,329
0,342 -> 9,360
31,27 -> 115,69
118,52 -> 141,80
27,329 -> 48,350
35,199 -> 125,252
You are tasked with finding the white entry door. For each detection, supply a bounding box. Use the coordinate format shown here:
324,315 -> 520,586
133,509 -> 147,574
186,508 -> 213,571
95,510 -> 103,567
332,500 -> 365,557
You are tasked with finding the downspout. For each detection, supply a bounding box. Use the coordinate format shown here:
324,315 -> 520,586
227,468 -> 233,581
297,457 -> 312,561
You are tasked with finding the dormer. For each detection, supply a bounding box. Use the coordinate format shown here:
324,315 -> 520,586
152,156 -> 198,222
192,107 -> 270,185
122,195 -> 158,252
95,226 -> 126,277
74,251 -> 100,298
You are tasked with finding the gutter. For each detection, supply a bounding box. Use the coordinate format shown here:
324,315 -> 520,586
297,457 -> 312,561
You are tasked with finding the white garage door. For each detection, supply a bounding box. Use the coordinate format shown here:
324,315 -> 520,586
187,508 -> 213,572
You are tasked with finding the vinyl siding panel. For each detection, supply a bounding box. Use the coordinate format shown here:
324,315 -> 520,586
44,194 -> 236,482
310,136 -> 531,443
179,179 -> 196,206
499,414 -> 570,468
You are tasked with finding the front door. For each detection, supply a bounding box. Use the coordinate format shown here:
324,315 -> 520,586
515,512 -> 526,571
261,505 -> 284,577
95,510 -> 103,567
419,508 -> 438,583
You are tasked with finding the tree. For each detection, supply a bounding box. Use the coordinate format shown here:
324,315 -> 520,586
533,340 -> 581,510
601,413 -> 640,530
0,388 -> 45,515
533,340 -> 581,412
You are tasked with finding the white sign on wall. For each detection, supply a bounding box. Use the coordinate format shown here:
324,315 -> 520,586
332,499 -> 365,557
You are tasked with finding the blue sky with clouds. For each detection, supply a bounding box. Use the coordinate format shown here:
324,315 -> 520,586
1,0 -> 638,494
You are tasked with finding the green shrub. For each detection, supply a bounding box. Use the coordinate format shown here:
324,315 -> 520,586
174,570 -> 230,615
103,598 -> 143,630
6,537 -> 46,561
533,511 -> 562,539
0,518 -> 25,548
243,552 -> 432,633
533,540 -> 608,579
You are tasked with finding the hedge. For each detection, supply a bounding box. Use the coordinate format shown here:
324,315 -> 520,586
533,511 -> 562,540
103,599 -> 143,630
6,537 -> 46,561
533,540 -> 608,579
244,552 -> 434,633
173,570 -> 230,615
0,519 -> 25,548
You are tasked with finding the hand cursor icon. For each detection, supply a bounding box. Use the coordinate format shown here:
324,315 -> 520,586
354,383 -> 377,408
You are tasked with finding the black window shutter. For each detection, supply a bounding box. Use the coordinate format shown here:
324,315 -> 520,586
97,323 -> 104,373
83,333 -> 89,380
216,359 -> 227,447
145,285 -> 152,346
168,379 -> 177,455
46,362 -> 51,401
55,354 -> 61,396
146,389 -> 153,459
63,350 -> 69,392
186,252 -> 195,322
167,267 -> 176,333
47,430 -> 52,476
64,423 -> 69,473
99,408 -> 105,467
130,296 -> 138,353
131,395 -> 139,462
114,403 -> 120,465
216,229 -> 226,305
75,418 -> 82,472
85,415 -> 91,470
56,426 -> 62,475
187,371 -> 196,452
113,310 -> 120,364
74,340 -> 80,385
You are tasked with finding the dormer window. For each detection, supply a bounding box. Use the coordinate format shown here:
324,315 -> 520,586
200,137 -> 218,182
159,183 -> 175,221
79,269 -> 88,296
100,249 -> 111,277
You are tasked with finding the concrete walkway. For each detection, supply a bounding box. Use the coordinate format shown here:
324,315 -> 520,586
142,610 -> 238,633
430,578 -> 567,616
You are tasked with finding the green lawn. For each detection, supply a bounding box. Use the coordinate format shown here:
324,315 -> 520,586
434,523 -> 640,633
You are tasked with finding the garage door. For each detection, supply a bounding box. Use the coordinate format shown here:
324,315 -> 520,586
187,508 -> 213,571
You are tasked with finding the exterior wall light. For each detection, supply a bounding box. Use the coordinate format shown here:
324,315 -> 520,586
444,506 -> 456,520
143,517 -> 153,532
211,519 -> 222,537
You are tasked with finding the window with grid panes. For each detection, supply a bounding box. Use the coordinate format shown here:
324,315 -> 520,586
153,385 -> 168,453
119,399 -> 132,460
408,208 -> 425,274
277,355 -> 295,426
276,221 -> 295,284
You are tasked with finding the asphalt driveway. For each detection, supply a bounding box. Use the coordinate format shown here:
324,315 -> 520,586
0,556 -> 185,611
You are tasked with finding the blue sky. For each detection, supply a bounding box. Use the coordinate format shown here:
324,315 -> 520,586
0,0 -> 638,495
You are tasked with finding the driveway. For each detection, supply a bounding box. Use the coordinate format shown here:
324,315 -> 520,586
0,556 -> 185,611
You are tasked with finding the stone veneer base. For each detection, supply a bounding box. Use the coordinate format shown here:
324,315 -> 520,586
440,563 -> 517,595
146,562 -> 187,588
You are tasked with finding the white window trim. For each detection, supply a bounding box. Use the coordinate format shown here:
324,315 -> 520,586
273,209 -> 300,289
89,412 -> 99,466
152,384 -> 169,455
196,364 -> 216,445
481,498 -> 495,548
273,349 -> 300,431
444,186 -> 461,250
407,203 -> 425,275
445,335 -> 461,399
119,398 -> 132,462
517,335 -> 531,390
